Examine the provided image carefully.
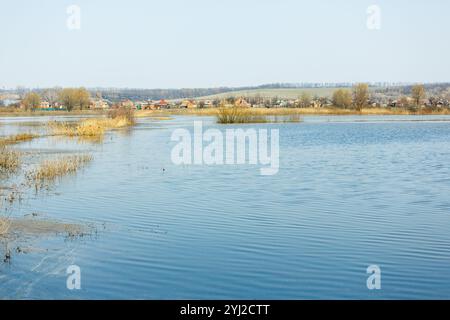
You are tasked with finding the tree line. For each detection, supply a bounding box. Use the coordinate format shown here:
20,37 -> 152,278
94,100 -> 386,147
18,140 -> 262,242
17,83 -> 434,112
223,83 -> 431,111
21,88 -> 91,111
330,83 -> 427,111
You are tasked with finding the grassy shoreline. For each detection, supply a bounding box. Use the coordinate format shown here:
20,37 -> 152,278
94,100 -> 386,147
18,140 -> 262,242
2,107 -> 450,118
135,107 -> 450,117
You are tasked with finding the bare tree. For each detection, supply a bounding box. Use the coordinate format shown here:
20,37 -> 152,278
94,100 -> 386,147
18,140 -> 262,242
58,88 -> 78,111
22,92 -> 41,111
41,88 -> 60,106
76,88 -> 91,110
299,92 -> 312,108
332,89 -> 352,108
352,83 -> 369,111
398,96 -> 410,108
411,84 -> 426,107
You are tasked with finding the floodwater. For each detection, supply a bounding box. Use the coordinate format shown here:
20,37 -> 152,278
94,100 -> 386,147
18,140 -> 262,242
1,114 -> 450,299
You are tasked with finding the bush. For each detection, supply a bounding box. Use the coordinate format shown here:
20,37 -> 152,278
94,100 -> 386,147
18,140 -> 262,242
217,106 -> 266,124
108,107 -> 135,124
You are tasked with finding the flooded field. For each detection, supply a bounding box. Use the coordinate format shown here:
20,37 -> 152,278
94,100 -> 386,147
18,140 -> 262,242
2,115 -> 450,299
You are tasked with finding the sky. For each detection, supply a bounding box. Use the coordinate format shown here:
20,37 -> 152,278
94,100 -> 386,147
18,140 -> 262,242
0,0 -> 449,89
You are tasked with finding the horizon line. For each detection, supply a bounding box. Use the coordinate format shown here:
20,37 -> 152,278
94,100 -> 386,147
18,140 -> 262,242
2,81 -> 450,92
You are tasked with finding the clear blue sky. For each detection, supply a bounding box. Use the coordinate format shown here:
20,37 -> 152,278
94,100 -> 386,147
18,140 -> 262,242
0,0 -> 449,89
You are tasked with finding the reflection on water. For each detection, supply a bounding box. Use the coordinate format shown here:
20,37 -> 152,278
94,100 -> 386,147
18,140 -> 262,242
1,115 -> 450,299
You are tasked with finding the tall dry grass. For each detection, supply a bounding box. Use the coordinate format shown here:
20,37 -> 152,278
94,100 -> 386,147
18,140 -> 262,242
0,218 -> 11,236
48,122 -> 79,137
0,147 -> 20,173
48,111 -> 135,139
27,154 -> 93,188
0,133 -> 38,146
108,107 -> 136,125
216,107 -> 303,124
217,106 -> 267,124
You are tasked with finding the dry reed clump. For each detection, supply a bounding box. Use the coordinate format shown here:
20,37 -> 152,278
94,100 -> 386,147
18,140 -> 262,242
108,107 -> 136,125
47,121 -> 78,137
217,106 -> 267,124
27,154 -> 93,187
216,106 -> 304,124
48,120 -> 103,137
0,133 -> 38,146
0,147 -> 20,173
0,218 -> 11,236
48,115 -> 134,139
76,120 -> 106,137
75,117 -> 132,137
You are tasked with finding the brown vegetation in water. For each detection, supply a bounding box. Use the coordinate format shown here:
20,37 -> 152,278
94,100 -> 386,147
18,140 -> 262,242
0,133 -> 38,146
0,147 -> 20,174
108,107 -> 136,125
216,106 -> 303,124
26,154 -> 93,189
48,109 -> 135,139
217,106 -> 268,124
0,218 -> 10,236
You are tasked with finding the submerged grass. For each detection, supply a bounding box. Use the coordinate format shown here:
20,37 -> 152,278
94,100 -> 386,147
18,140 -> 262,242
217,107 -> 268,124
27,154 -> 93,189
0,133 -> 38,146
0,147 -> 20,174
134,113 -> 173,120
216,107 -> 303,124
48,122 -> 79,137
282,114 -> 302,123
0,218 -> 11,236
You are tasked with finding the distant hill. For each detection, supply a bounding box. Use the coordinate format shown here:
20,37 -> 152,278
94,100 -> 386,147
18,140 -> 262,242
97,87 -> 236,102
4,83 -> 449,102
97,83 -> 355,102
195,87 -> 351,100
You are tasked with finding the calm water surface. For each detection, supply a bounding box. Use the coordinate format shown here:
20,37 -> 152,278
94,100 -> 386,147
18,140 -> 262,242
1,115 -> 450,299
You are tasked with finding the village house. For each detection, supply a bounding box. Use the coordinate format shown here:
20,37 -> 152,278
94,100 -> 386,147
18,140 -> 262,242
138,101 -> 154,110
426,97 -> 450,108
180,99 -> 197,109
90,99 -> 110,109
234,97 -> 250,108
137,100 -> 162,110
120,100 -> 136,109
150,102 -> 160,110
40,101 -> 50,109
140,100 -> 166,110
277,100 -> 289,108
157,99 -> 170,109
311,97 -> 330,108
